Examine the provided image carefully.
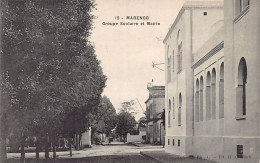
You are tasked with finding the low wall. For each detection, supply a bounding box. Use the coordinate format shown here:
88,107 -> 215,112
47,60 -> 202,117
127,131 -> 146,143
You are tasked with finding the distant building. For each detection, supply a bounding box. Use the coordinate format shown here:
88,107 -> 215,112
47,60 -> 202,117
145,83 -> 165,145
81,127 -> 91,148
163,0 -> 260,162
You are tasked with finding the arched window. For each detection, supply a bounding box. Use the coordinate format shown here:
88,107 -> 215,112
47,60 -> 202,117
178,93 -> 182,126
172,97 -> 175,119
172,50 -> 175,72
235,0 -> 250,17
178,42 -> 182,72
236,58 -> 247,118
168,99 -> 171,126
211,68 -> 216,119
206,71 -> 211,120
195,79 -> 200,122
167,45 -> 171,82
168,57 -> 171,82
199,76 -> 204,121
219,63 -> 224,118
177,30 -> 182,73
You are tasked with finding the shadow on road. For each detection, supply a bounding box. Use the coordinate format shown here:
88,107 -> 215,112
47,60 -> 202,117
6,154 -> 157,163
101,143 -> 134,146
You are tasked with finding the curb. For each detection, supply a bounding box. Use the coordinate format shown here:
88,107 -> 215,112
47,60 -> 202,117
140,152 -> 163,163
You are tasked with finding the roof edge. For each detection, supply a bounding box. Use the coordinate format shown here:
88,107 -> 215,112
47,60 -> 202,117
163,1 -> 224,44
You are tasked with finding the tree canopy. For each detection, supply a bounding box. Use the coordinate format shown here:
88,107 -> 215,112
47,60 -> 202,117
91,96 -> 117,137
0,0 -> 106,160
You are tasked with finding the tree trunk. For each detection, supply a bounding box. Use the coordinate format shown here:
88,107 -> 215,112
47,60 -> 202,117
79,134 -> 83,150
44,134 -> 49,159
52,136 -> 56,160
0,135 -> 7,162
21,133 -> 25,161
69,142 -> 72,157
75,134 -> 80,150
36,138 -> 39,161
0,3 -> 7,162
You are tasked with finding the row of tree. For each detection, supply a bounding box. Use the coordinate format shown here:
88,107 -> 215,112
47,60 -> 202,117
91,98 -> 138,144
0,0 -> 107,161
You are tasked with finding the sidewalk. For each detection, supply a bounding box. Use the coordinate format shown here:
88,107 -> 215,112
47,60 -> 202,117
140,151 -> 217,163
129,142 -> 164,148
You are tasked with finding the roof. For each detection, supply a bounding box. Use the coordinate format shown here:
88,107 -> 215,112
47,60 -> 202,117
163,1 -> 223,43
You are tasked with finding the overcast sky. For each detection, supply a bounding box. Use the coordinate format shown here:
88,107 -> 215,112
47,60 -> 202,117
91,0 -> 185,120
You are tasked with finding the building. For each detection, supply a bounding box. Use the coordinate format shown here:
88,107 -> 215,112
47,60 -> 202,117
222,0 -> 259,162
163,0 -> 260,162
145,83 -> 165,145
163,0 -> 224,157
81,127 -> 91,148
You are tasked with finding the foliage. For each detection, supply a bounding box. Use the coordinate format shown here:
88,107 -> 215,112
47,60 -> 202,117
91,96 -> 117,137
116,112 -> 137,139
138,117 -> 147,128
119,100 -> 136,113
0,0 -> 106,159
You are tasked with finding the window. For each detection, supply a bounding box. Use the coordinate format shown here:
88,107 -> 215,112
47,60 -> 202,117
206,72 -> 211,120
211,69 -> 216,120
235,0 -> 250,17
178,42 -> 183,72
168,57 -> 171,82
178,140 -> 180,146
237,145 -> 243,158
168,99 -> 171,126
172,139 -> 175,146
172,97 -> 175,119
195,79 -> 200,122
178,93 -> 182,126
172,50 -> 175,72
236,58 -> 247,119
168,139 -> 170,145
200,76 -> 204,121
204,12 -> 207,16
167,45 -> 171,82
219,63 -> 224,118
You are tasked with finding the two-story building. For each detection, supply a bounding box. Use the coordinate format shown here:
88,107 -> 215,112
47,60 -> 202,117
163,1 -> 224,156
145,83 -> 165,145
164,0 -> 260,162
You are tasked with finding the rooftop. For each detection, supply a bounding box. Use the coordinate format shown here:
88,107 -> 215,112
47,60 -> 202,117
163,1 -> 223,43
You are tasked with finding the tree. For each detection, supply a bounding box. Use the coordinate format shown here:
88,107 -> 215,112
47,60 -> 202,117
138,117 -> 147,128
120,100 -> 136,113
91,96 -> 117,143
0,0 -> 106,160
116,112 -> 137,143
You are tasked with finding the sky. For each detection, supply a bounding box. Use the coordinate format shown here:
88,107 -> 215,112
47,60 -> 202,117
91,0 -> 185,120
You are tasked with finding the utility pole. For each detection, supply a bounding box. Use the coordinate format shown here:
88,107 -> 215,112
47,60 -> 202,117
152,62 -> 164,71
136,98 -> 145,116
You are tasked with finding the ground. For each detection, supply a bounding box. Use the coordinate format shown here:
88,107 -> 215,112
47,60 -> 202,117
5,142 -> 217,163
6,142 -> 160,163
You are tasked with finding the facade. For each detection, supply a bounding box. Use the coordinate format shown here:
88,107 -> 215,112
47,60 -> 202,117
164,0 -> 260,163
145,83 -> 165,145
163,1 -> 224,157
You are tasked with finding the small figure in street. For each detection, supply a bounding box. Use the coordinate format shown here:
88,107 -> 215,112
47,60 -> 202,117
109,137 -> 112,145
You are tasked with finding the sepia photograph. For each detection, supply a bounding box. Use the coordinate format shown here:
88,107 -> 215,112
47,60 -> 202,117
0,0 -> 259,162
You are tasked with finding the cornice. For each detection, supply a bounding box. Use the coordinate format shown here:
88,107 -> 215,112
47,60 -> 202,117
163,1 -> 223,44
192,41 -> 224,69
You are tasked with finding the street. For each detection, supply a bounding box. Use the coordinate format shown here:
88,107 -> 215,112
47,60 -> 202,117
6,142 -> 161,163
